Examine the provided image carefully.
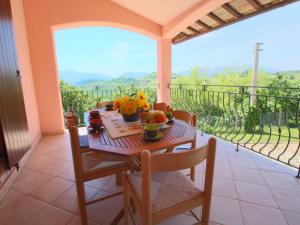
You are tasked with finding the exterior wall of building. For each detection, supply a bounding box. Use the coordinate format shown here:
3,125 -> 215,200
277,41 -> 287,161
22,0 -> 162,134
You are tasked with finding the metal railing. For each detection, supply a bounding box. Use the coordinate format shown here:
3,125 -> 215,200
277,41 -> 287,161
170,84 -> 300,177
60,83 -> 300,176
61,85 -> 157,124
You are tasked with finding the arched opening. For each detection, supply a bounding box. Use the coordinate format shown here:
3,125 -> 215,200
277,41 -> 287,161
53,26 -> 157,124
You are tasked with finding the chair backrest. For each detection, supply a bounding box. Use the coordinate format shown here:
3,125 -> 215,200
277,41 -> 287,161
68,126 -> 84,178
171,110 -> 196,127
153,102 -> 170,112
140,138 -> 216,206
96,101 -> 113,108
64,109 -> 78,127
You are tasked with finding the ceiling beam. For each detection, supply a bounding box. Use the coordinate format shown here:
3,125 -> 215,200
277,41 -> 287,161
207,12 -> 225,24
222,3 -> 242,18
187,26 -> 200,34
246,0 -> 262,10
163,0 -> 229,38
180,32 -> 190,38
196,20 -> 212,29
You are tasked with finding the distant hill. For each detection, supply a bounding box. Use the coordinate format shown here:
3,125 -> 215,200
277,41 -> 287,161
143,72 -> 181,80
59,70 -> 112,85
59,67 -> 299,86
177,65 -> 280,77
119,72 -> 147,79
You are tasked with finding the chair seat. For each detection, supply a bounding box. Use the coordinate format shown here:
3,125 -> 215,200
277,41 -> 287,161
128,171 -> 203,213
79,134 -> 89,148
82,151 -> 127,173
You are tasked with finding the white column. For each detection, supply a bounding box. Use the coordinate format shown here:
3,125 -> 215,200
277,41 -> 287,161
157,38 -> 172,104
250,42 -> 263,104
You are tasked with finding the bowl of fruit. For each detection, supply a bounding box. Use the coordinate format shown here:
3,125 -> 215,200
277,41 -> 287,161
141,110 -> 168,126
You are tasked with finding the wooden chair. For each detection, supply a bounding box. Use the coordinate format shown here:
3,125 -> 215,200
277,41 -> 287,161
171,110 -> 196,127
96,101 -> 113,109
164,110 -> 198,180
68,125 -> 132,225
64,109 -> 89,149
153,102 -> 170,112
123,138 -> 217,225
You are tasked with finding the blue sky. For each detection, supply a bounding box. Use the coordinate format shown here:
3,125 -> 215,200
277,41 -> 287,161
54,1 -> 300,77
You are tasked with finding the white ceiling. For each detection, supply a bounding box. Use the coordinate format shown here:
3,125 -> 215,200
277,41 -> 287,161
110,0 -> 201,25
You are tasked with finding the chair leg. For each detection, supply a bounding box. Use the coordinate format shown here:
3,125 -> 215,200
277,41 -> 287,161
123,176 -> 130,225
202,197 -> 211,225
115,172 -> 122,186
76,180 -> 88,225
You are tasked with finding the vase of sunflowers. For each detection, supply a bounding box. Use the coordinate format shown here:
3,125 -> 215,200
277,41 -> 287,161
114,91 -> 150,122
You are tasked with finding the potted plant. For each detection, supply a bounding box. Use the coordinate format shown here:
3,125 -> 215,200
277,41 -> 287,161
114,91 -> 150,122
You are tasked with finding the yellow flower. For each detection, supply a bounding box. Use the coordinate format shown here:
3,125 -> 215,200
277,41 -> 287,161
122,101 -> 137,115
115,91 -> 149,115
137,91 -> 146,101
114,98 -> 121,110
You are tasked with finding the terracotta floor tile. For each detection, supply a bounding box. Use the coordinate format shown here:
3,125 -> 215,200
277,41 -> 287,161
229,155 -> 257,169
12,171 -> 53,194
29,177 -> 74,203
52,185 -> 98,214
210,195 -> 243,225
214,164 -> 233,179
255,160 -> 282,173
2,134 -> 300,225
58,167 -> 75,182
15,167 -> 39,183
0,195 -> 46,225
261,170 -> 300,191
23,204 -> 73,225
231,166 -> 266,185
215,152 -> 230,165
66,216 -> 98,225
87,194 -> 123,225
270,187 -> 300,212
37,159 -> 73,176
158,214 -> 197,225
85,175 -> 122,193
240,201 -> 287,225
235,181 -> 278,208
281,210 -> 300,225
212,177 -> 237,199
0,189 -> 25,210
25,156 -> 58,171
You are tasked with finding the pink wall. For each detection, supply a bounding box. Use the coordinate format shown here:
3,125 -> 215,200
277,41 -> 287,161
10,0 -> 41,143
23,0 -> 162,134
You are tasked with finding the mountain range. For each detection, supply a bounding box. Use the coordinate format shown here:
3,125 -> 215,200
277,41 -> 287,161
59,66 -> 296,85
59,70 -> 147,85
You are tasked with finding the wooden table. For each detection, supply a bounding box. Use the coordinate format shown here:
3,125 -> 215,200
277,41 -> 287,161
87,119 -> 197,156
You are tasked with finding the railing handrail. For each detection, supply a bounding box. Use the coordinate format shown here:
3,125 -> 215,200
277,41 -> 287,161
169,83 -> 300,90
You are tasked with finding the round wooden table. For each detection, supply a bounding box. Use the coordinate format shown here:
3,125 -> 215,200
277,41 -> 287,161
87,119 -> 197,156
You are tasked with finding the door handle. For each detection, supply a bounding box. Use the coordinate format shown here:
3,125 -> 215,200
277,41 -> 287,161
16,70 -> 21,78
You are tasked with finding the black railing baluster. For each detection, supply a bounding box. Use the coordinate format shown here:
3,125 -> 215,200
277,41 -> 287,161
277,98 -> 291,163
288,100 -> 300,171
268,98 -> 281,158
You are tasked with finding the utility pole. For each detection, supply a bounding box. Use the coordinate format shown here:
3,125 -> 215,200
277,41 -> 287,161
250,43 -> 263,104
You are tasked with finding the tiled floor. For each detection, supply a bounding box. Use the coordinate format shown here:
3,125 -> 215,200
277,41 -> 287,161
0,131 -> 300,225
